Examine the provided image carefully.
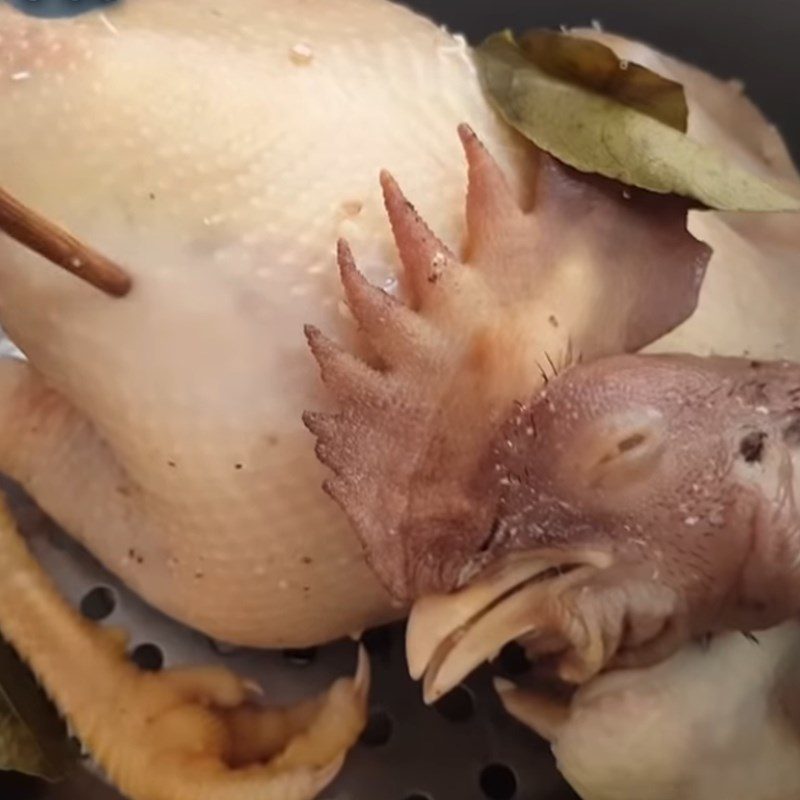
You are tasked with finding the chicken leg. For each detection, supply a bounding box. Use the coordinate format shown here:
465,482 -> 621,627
0,484 -> 369,800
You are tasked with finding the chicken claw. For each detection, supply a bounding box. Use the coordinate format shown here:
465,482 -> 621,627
0,495 -> 369,800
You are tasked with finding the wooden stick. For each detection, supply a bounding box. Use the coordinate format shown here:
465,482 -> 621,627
0,186 -> 132,298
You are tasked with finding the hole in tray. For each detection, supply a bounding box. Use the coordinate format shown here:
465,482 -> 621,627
130,643 -> 164,672
480,763 -> 517,800
79,586 -> 116,621
282,647 -> 318,665
497,642 -> 532,676
360,708 -> 393,747
361,624 -> 394,661
434,684 -> 475,722
0,771 -> 47,799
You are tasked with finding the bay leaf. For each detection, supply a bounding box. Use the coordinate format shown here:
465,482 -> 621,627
517,29 -> 688,132
476,31 -> 800,212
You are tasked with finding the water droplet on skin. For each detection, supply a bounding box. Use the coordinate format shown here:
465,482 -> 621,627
11,71 -> 31,82
289,42 -> 315,65
684,516 -> 699,526
341,200 -> 363,217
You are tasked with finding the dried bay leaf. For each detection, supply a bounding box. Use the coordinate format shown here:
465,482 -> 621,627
476,31 -> 800,212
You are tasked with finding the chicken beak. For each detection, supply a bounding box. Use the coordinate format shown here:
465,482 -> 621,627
406,549 -> 612,704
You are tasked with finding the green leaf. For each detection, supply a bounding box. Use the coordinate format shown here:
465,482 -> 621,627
476,31 -> 800,212
0,637 -> 77,781
517,29 -> 688,132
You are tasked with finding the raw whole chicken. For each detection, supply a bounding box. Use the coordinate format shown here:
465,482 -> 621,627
1,1 -> 800,799
0,0 -> 795,651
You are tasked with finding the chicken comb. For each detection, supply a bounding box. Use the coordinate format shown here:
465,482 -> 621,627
305,124 -> 711,602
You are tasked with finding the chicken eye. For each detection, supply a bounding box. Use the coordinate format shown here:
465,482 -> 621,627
571,409 -> 667,492
616,431 -> 648,454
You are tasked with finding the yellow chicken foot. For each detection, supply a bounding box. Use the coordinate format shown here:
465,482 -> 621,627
0,496 -> 370,800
